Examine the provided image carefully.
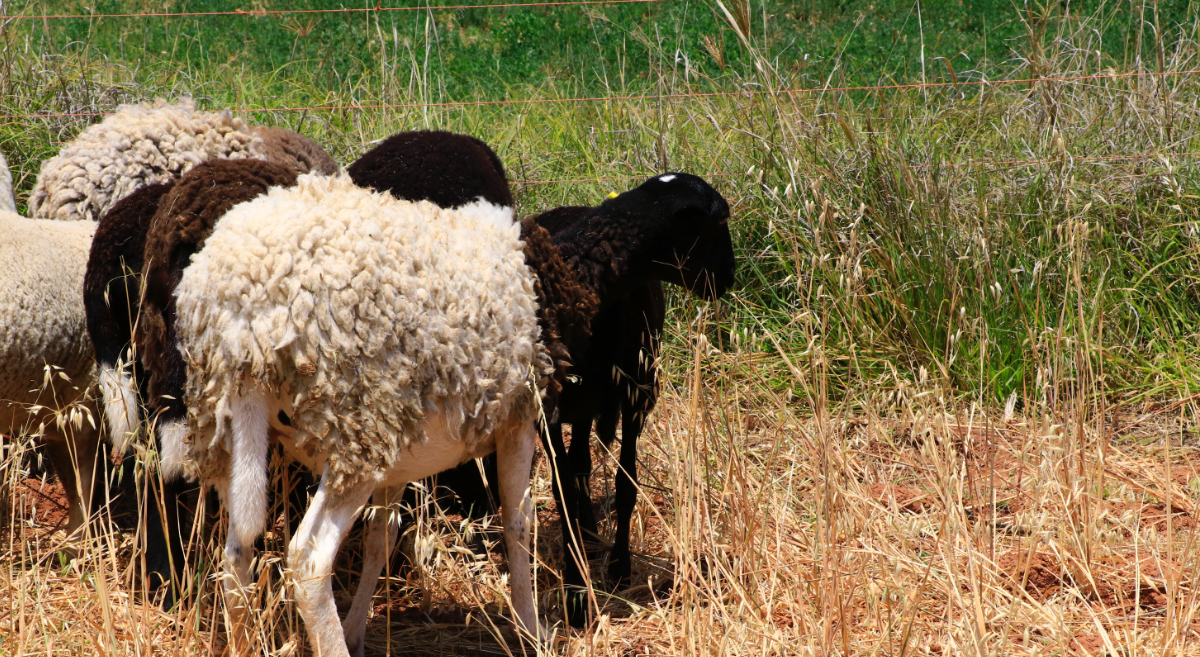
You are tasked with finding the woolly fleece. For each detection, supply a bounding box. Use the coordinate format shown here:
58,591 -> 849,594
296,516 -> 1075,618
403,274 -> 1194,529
176,174 -> 542,491
348,130 -> 512,209
518,219 -> 598,408
29,99 -> 262,222
251,127 -> 339,177
0,150 -> 15,214
138,159 -> 301,413
0,211 -> 98,419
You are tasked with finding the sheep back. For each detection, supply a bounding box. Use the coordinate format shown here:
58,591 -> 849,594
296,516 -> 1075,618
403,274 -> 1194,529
0,212 -> 98,417
29,99 -> 263,223
348,131 -> 513,209
251,126 -> 339,176
138,159 -> 301,415
176,174 -> 541,491
85,182 -> 177,369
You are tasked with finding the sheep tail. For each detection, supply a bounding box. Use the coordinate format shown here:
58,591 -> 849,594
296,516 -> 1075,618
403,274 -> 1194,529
0,149 -> 15,213
225,389 -> 271,547
158,419 -> 190,482
99,362 -> 140,455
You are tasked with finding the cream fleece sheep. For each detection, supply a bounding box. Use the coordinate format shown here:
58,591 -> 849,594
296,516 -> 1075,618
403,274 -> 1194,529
175,173 -> 541,492
175,173 -> 545,655
29,99 -> 264,222
0,149 -> 15,213
0,209 -> 101,536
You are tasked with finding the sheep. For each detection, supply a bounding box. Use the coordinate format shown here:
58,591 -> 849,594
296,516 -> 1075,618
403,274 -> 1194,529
84,155 -> 330,602
0,170 -> 102,544
30,98 -> 337,223
171,171 -> 732,656
352,135 -> 731,629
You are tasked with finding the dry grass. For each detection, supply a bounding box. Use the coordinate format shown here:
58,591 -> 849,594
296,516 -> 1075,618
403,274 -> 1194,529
2,2 -> 1200,655
2,345 -> 1199,655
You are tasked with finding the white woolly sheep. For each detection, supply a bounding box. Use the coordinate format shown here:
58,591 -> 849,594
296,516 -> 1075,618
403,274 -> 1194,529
173,170 -> 733,655
175,173 -> 540,655
29,98 -> 335,223
0,200 -> 102,541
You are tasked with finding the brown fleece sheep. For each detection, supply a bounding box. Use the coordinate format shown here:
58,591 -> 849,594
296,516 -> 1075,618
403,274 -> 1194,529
137,158 -> 301,416
253,126 -> 339,177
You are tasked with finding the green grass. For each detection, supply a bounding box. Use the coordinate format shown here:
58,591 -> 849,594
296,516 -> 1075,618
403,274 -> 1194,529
1,0 -> 1199,412
16,0 -> 1199,97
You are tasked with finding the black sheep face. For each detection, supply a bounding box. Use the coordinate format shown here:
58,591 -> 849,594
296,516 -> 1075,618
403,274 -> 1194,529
619,173 -> 736,300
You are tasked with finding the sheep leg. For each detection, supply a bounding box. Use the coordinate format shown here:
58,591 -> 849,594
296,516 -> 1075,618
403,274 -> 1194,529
342,486 -> 399,657
607,407 -> 643,586
216,390 -> 271,654
543,421 -> 590,628
567,419 -> 600,546
498,421 -> 541,641
43,424 -> 101,546
289,474 -> 374,657
142,471 -> 190,609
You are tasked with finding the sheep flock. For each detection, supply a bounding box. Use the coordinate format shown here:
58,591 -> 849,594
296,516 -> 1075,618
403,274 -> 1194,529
0,99 -> 736,655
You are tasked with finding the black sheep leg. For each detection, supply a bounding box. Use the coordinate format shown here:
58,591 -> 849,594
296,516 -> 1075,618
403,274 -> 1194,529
142,474 -> 189,609
607,407 -> 643,586
543,422 -> 590,627
567,419 -> 600,546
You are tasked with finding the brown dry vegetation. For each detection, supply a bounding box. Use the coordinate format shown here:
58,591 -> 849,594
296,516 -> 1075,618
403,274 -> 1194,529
2,368 -> 1199,655
2,1 -> 1200,655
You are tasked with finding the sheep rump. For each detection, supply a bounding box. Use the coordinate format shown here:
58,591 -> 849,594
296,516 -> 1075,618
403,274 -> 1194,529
176,173 -> 544,492
138,158 -> 303,411
0,212 -> 97,407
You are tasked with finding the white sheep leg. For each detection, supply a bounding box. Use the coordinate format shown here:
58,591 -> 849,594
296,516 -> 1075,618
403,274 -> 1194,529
217,389 -> 271,654
342,486 -> 399,657
289,473 -> 374,657
497,421 -> 541,642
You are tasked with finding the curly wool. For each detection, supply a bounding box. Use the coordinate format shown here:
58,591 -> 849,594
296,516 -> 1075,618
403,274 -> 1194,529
138,159 -> 302,413
176,174 -> 542,491
348,130 -> 512,209
0,211 -> 97,419
251,127 -> 339,177
28,99 -> 263,222
518,218 -> 598,410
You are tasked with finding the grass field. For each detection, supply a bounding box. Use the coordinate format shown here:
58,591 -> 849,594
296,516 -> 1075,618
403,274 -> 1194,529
3,0 -> 1200,654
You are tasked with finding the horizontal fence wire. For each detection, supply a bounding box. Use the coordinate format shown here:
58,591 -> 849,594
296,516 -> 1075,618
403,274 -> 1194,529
1,68 -> 1196,121
3,0 -> 676,20
10,152 -> 1197,199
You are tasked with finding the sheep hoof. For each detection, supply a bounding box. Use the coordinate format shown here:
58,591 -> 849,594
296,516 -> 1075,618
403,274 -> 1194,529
606,557 -> 631,590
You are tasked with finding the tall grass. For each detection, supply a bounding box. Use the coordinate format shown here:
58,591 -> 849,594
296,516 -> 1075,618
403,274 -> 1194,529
1,1 -> 1199,655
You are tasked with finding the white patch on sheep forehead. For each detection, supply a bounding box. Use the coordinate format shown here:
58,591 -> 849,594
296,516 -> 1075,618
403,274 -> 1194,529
658,174 -> 677,183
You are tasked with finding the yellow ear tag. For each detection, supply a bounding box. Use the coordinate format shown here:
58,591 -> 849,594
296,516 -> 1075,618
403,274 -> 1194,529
606,191 -> 619,199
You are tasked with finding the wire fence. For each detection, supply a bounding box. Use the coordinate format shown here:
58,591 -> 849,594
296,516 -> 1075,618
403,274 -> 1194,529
1,68 -> 1195,121
3,1 -> 1198,183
